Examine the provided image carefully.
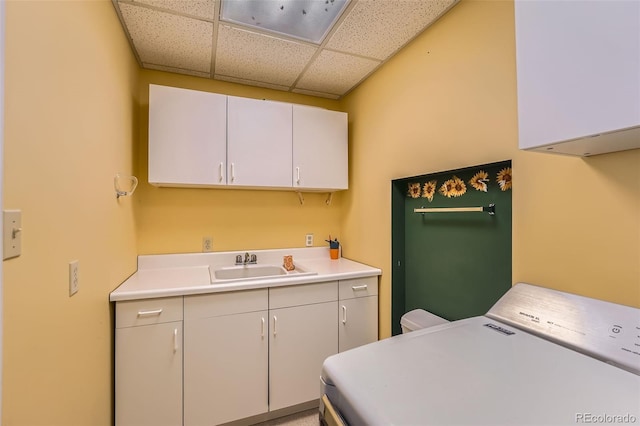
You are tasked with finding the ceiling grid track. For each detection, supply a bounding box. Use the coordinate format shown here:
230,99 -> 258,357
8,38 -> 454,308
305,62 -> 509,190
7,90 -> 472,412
112,0 -> 460,99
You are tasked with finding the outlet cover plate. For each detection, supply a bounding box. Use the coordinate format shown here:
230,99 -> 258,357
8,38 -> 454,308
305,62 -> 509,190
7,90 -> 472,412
203,236 -> 213,252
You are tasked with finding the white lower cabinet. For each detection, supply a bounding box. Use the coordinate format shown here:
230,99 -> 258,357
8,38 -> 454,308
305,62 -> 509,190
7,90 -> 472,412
183,289 -> 269,426
269,301 -> 338,410
115,279 -> 376,425
267,282 -> 339,411
339,277 -> 379,352
115,297 -> 183,426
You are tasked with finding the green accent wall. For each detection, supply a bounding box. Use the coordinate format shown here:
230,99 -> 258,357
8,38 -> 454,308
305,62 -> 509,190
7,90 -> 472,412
391,161 -> 512,335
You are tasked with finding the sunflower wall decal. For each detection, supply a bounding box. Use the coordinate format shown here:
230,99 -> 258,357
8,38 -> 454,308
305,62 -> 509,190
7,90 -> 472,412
408,182 -> 421,198
496,167 -> 512,191
422,180 -> 437,202
469,170 -> 489,192
450,176 -> 467,197
439,179 -> 454,198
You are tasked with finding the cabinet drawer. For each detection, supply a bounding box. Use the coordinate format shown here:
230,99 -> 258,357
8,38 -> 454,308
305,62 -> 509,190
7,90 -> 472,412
184,289 -> 268,320
339,277 -> 378,300
116,297 -> 183,328
270,282 -> 337,309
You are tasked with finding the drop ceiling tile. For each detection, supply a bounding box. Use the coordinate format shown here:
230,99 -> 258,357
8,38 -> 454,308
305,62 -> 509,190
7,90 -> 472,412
326,0 -> 458,60
215,25 -> 317,87
292,88 -> 340,100
214,74 -> 291,92
145,63 -> 211,78
296,50 -> 380,95
119,2 -> 213,73
128,0 -> 216,20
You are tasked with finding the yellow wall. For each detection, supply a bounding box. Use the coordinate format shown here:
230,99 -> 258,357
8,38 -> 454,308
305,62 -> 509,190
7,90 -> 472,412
135,70 -> 344,254
340,0 -> 640,338
3,1 -> 139,424
3,0 -> 639,424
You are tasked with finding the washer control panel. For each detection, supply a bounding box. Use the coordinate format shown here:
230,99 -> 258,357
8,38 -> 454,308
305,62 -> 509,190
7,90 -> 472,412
487,283 -> 640,375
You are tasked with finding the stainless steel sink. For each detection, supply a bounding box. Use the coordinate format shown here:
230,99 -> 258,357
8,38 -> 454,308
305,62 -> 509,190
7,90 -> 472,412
211,264 -> 316,283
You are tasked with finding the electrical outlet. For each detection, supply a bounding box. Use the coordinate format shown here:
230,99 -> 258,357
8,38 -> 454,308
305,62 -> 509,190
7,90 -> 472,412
202,236 -> 213,252
305,234 -> 314,247
69,260 -> 79,296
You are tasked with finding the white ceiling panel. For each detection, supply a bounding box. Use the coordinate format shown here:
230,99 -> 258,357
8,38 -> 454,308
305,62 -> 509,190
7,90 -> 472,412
326,0 -> 458,60
118,2 -> 213,73
214,74 -> 291,92
144,63 -> 211,79
129,0 -> 216,20
297,50 -> 380,96
292,88 -> 341,100
112,0 -> 460,98
215,25 -> 317,87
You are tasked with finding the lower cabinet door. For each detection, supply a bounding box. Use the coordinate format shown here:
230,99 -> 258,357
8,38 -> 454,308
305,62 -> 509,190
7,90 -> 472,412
115,322 -> 182,426
184,311 -> 269,425
269,301 -> 338,411
339,296 -> 379,352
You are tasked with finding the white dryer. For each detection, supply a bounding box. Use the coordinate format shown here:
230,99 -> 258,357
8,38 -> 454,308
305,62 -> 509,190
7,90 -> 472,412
320,283 -> 640,425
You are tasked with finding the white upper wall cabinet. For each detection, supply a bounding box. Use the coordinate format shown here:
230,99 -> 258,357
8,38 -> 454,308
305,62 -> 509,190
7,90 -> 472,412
149,85 -> 227,185
148,85 -> 348,190
515,0 -> 640,156
227,96 -> 293,188
293,105 -> 348,191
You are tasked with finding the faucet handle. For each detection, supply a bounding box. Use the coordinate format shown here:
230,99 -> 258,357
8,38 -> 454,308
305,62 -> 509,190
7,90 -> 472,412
235,255 -> 242,265
250,254 -> 257,263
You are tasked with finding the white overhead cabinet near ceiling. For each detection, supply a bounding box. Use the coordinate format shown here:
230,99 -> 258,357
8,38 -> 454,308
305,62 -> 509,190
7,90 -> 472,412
148,85 -> 227,186
227,96 -> 292,188
148,84 -> 348,191
515,0 -> 640,156
293,105 -> 348,191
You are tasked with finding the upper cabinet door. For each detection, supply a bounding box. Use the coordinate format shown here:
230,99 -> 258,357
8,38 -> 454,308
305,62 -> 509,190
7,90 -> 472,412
515,1 -> 640,156
293,105 -> 348,191
148,85 -> 227,186
227,96 -> 293,188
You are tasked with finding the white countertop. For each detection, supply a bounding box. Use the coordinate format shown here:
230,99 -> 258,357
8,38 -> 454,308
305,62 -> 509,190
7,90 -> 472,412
110,247 -> 382,302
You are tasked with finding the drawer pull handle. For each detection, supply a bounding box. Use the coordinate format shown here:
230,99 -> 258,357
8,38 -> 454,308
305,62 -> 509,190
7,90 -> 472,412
342,305 -> 347,324
261,317 -> 265,338
219,162 -> 224,182
137,308 -> 163,317
351,285 -> 368,291
273,315 -> 277,336
230,163 -> 235,182
173,328 -> 178,353
296,167 -> 300,184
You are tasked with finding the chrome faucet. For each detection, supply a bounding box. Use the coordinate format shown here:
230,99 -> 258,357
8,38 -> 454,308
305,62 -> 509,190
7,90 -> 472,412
235,252 -> 257,265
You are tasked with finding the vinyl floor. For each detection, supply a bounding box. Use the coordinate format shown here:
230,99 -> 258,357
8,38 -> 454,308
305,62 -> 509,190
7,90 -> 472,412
254,409 -> 319,426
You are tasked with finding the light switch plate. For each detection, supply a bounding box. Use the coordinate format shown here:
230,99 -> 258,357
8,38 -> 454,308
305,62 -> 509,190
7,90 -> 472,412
3,209 -> 22,259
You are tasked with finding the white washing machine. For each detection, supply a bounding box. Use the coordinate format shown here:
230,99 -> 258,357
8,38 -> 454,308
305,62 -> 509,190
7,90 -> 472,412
320,283 -> 640,425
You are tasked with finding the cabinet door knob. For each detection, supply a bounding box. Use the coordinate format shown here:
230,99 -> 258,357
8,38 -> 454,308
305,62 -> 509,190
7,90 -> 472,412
342,305 -> 347,324
261,317 -> 265,338
219,162 -> 224,182
173,328 -> 179,353
230,163 -> 235,182
296,167 -> 301,185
